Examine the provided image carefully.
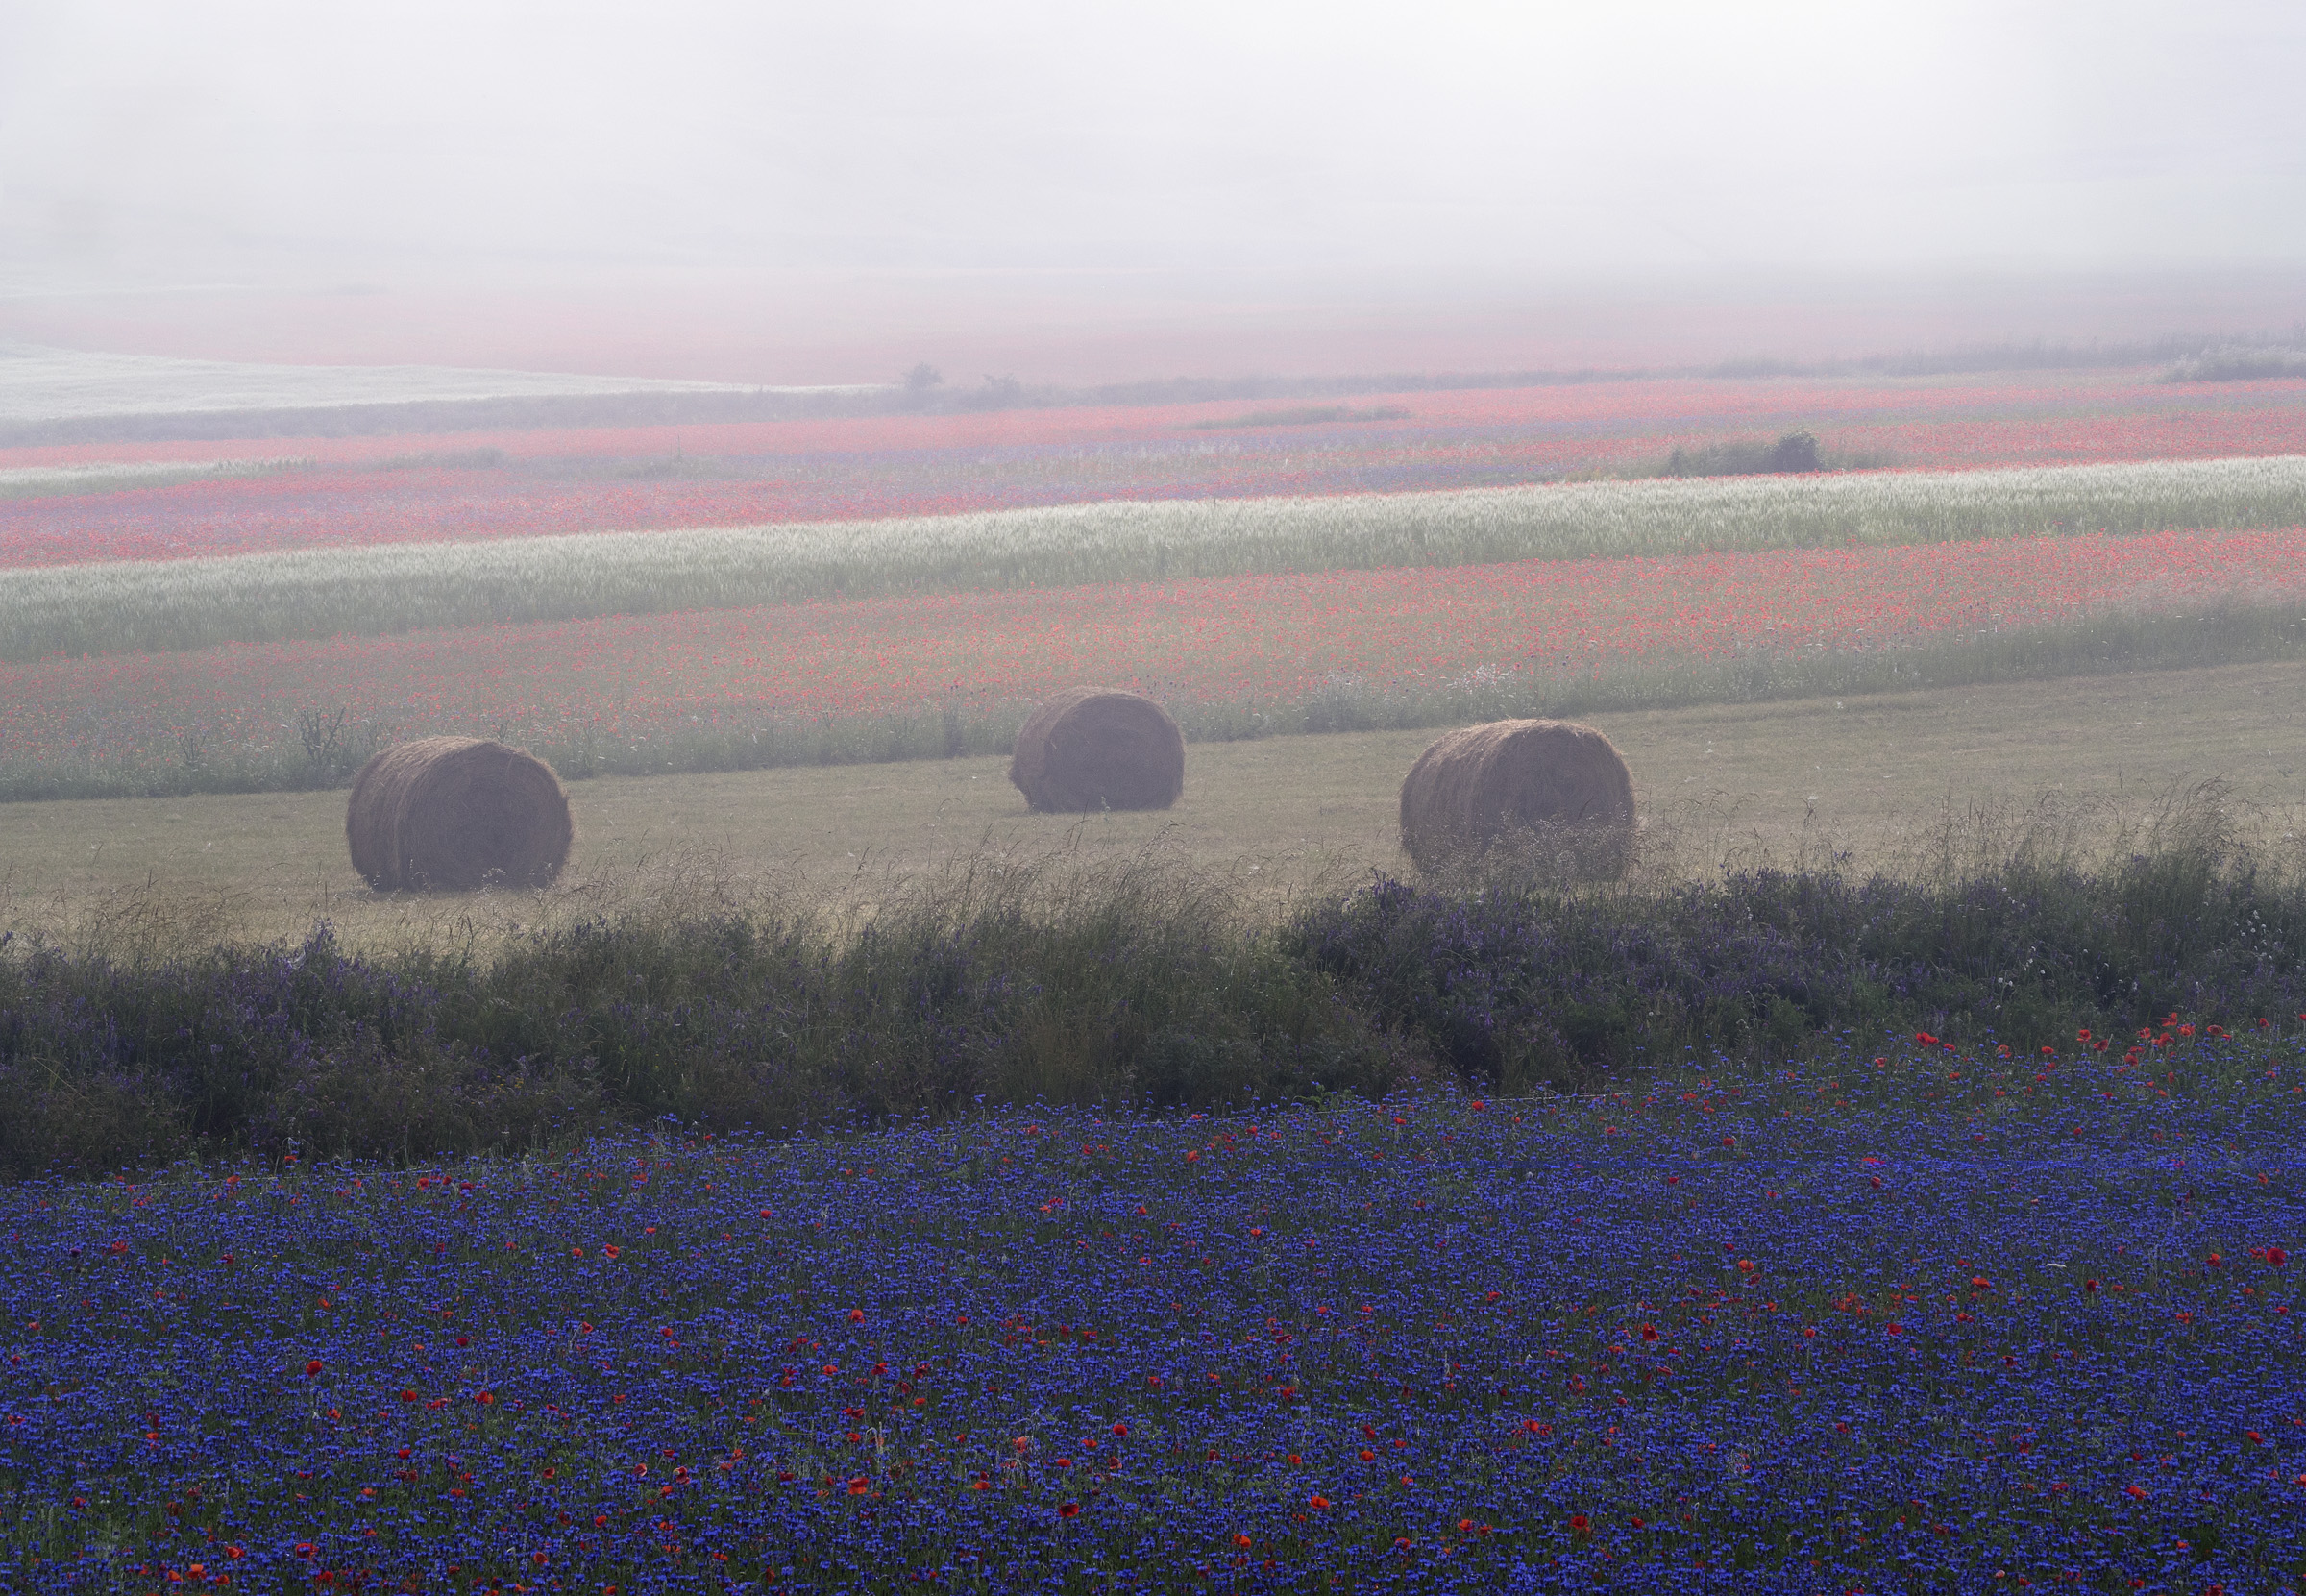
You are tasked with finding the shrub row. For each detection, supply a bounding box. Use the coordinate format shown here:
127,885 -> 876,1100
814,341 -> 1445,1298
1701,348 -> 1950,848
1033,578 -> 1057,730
2,829 -> 2302,1176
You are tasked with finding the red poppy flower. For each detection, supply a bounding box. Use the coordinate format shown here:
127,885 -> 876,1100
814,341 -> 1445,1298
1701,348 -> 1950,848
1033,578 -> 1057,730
1059,1502 -> 1081,1518
304,1359 -> 323,1378
1309,1494 -> 1332,1510
1570,1513 -> 1592,1534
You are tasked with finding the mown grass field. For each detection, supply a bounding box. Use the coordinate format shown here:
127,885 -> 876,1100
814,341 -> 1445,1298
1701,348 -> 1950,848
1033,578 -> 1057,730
5,658 -> 2300,956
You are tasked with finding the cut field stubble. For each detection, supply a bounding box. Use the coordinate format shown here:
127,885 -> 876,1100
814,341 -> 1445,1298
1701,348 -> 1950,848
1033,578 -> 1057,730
3,658 -> 2301,958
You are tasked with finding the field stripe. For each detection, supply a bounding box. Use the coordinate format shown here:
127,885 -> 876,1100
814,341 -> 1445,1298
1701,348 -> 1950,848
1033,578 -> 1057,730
5,455 -> 2306,662
5,526 -> 2302,798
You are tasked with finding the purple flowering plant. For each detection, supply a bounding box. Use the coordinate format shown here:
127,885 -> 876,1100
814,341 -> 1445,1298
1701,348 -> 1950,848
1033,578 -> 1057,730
1,1021 -> 2299,1592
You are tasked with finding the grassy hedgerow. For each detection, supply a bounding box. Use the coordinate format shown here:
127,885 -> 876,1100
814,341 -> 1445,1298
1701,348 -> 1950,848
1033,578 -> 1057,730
0,801 -> 2300,1177
0,849 -> 1411,1178
1291,782 -> 2306,1095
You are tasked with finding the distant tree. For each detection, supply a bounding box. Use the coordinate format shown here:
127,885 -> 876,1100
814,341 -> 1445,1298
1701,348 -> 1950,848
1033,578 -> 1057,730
1766,431 -> 1821,473
903,362 -> 944,393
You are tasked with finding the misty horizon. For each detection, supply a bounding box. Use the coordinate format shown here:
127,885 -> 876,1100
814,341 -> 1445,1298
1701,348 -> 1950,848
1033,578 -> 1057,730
5,0 -> 2304,285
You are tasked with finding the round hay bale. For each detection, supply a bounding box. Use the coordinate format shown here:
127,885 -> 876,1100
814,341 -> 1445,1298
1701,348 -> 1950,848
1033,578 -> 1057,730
1009,687 -> 1186,813
1398,718 -> 1635,877
346,737 -> 573,891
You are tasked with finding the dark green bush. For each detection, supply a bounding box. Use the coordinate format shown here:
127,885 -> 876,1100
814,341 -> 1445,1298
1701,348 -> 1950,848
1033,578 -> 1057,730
1661,430 -> 1824,477
0,858 -> 1407,1176
2,819 -> 2300,1174
1288,823 -> 2306,1093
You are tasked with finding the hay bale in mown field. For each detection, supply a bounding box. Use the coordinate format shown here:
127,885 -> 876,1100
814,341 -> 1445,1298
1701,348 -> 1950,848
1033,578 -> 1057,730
1398,718 -> 1634,877
346,737 -> 573,891
1009,687 -> 1186,812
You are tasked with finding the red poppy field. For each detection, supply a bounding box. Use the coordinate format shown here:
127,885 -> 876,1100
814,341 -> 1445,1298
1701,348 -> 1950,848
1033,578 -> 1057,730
6,373 -> 2303,569
5,525 -> 2301,797
4,364 -> 2306,798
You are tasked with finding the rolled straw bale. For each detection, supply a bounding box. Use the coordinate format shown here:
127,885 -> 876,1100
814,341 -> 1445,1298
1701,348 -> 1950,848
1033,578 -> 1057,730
1398,718 -> 1635,876
346,737 -> 573,891
1009,687 -> 1186,812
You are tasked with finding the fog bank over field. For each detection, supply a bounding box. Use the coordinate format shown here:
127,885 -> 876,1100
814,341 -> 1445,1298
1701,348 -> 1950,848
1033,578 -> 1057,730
0,344 -> 778,425
1,1 -> 2299,384
7,1 -> 2304,276
6,266 -> 2304,394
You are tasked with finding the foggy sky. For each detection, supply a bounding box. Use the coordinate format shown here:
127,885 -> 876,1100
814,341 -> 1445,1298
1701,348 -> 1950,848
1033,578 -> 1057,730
3,0 -> 2303,281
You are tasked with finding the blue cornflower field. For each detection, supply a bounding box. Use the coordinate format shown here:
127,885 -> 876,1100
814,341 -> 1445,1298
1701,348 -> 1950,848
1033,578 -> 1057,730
2,1025 -> 2299,1593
